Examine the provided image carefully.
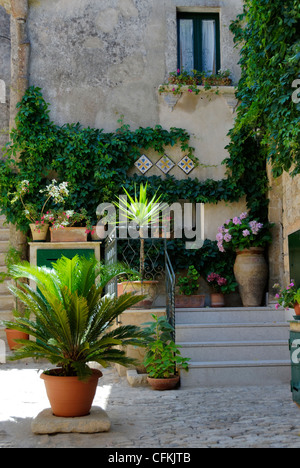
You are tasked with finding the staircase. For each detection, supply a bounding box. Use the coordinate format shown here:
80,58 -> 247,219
176,306 -> 292,387
0,215 -> 13,343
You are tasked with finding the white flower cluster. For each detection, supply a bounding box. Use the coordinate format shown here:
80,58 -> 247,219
40,180 -> 69,204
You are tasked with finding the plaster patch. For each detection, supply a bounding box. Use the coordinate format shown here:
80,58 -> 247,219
83,37 -> 104,49
118,0 -> 138,18
0,80 -> 5,103
96,9 -> 119,33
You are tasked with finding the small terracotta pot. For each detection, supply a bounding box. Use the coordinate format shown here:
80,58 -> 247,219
40,368 -> 103,417
210,293 -> 225,308
175,294 -> 205,308
294,303 -> 300,316
30,223 -> 49,241
50,227 -> 87,242
5,329 -> 29,350
147,375 -> 180,391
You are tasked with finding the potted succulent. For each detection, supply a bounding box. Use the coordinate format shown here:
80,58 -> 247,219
46,208 -> 93,242
1,255 -> 147,417
216,212 -> 273,307
10,179 -> 69,241
114,183 -> 164,308
175,265 -> 205,308
273,281 -> 300,317
206,272 -> 238,307
143,314 -> 190,390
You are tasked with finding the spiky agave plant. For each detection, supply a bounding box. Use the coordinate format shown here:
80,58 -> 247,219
1,255 -> 147,380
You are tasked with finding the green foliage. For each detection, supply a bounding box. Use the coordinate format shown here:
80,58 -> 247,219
228,0 -> 300,178
1,255 -> 148,380
143,314 -> 190,378
177,265 -> 200,296
0,86 -> 267,236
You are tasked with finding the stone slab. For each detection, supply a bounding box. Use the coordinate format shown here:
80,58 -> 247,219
31,406 -> 111,434
127,369 -> 148,387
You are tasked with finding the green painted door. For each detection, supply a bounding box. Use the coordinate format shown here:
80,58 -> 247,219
37,249 -> 95,268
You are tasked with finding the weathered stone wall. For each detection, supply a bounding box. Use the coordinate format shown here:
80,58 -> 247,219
25,0 -> 246,240
0,5 -> 10,155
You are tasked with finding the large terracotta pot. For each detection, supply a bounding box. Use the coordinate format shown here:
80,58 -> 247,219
175,294 -> 205,308
40,368 -> 102,417
294,303 -> 300,316
147,375 -> 180,391
234,248 -> 268,307
118,281 -> 158,309
30,223 -> 49,241
50,227 -> 87,242
5,329 -> 29,350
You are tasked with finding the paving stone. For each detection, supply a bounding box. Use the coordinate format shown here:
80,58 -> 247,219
31,407 -> 111,434
1,363 -> 300,448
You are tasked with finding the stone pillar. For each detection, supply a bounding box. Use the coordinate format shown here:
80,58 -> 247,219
267,163 -> 284,302
8,0 -> 30,258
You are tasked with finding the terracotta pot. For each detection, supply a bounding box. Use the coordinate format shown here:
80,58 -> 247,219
175,294 -> 205,308
147,375 -> 180,391
91,225 -> 107,241
50,227 -> 87,242
30,223 -> 49,241
210,293 -> 225,308
40,368 -> 103,417
234,248 -> 268,307
118,281 -> 158,309
294,303 -> 300,316
5,329 -> 29,350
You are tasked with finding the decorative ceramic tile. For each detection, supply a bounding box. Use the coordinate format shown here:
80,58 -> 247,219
156,154 -> 175,174
177,155 -> 195,174
134,154 -> 153,174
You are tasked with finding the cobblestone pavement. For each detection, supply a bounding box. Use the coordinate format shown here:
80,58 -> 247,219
1,363 -> 300,448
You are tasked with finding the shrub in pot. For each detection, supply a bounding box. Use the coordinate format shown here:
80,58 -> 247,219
1,255 -> 147,417
143,314 -> 190,390
175,265 -> 205,308
114,183 -> 163,308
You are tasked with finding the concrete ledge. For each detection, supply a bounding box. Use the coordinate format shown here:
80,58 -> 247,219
126,369 -> 148,387
31,406 -> 111,434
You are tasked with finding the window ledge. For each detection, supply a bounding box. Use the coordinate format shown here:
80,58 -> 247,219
159,85 -> 238,113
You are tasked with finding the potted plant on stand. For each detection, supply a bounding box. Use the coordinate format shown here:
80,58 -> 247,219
273,281 -> 300,318
143,314 -> 190,390
216,212 -> 273,307
47,208 -> 93,242
1,255 -> 147,417
10,179 -> 69,241
175,265 -> 205,308
114,183 -> 164,308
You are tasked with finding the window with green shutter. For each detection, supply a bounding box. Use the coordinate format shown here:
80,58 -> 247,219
177,12 -> 221,75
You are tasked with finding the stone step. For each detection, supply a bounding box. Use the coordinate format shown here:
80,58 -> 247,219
180,360 -> 291,388
0,294 -> 14,311
179,339 -> 290,362
0,229 -> 10,241
176,321 -> 290,342
0,216 -> 7,229
176,307 -> 290,324
0,253 -> 5,266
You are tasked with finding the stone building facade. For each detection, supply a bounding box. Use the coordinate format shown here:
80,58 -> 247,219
0,0 -> 298,298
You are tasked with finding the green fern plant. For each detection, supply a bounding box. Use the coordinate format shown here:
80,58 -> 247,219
1,255 -> 147,380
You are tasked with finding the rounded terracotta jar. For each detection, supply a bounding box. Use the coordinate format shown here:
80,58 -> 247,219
234,248 -> 268,307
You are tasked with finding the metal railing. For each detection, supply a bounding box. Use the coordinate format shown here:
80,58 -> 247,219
104,228 -> 176,337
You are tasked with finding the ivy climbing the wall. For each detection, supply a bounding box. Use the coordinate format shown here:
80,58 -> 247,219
0,84 -> 269,235
228,0 -> 300,178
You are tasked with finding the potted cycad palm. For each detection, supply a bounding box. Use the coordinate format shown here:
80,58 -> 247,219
114,183 -> 164,308
1,255 -> 147,417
